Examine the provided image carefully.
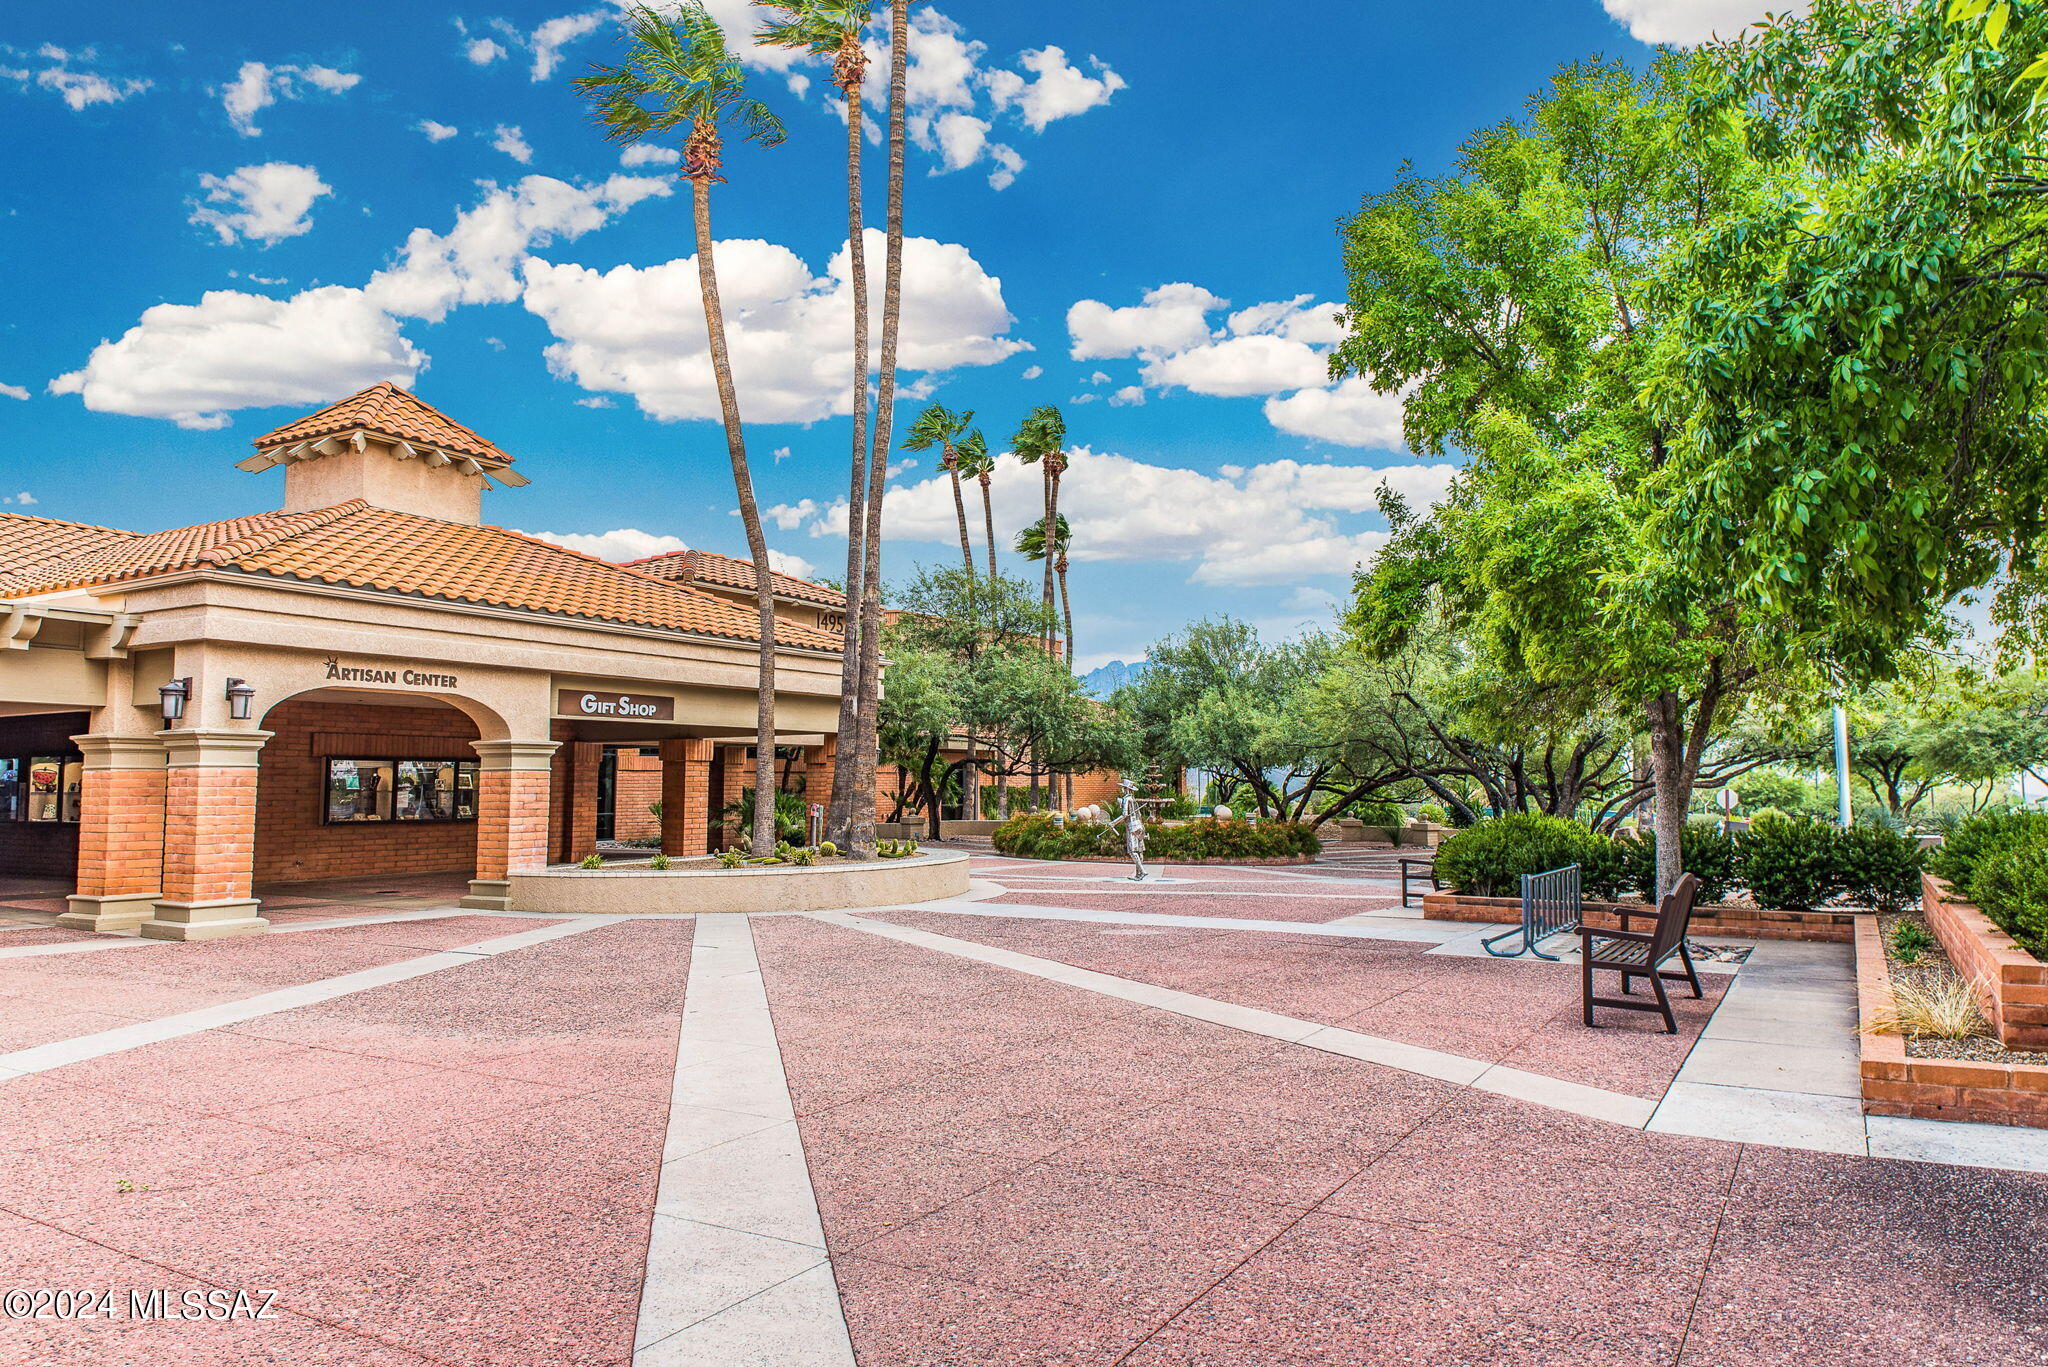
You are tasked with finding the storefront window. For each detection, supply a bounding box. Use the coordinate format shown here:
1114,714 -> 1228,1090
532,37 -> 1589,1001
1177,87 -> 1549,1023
325,758 -> 478,824
0,755 -> 81,824
26,757 -> 64,822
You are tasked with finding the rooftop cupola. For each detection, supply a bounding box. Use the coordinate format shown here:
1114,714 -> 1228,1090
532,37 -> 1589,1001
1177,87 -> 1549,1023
238,382 -> 529,525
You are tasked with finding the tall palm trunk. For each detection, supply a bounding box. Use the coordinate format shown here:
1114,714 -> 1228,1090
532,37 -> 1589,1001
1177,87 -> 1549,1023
848,0 -> 908,856
979,471 -> 998,581
826,46 -> 869,846
1056,550 -> 1074,810
1039,467 -> 1055,650
946,447 -> 975,582
688,138 -> 776,855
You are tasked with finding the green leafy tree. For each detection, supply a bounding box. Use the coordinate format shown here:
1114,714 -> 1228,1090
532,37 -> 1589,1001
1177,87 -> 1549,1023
1334,57 -> 1769,896
1660,1 -> 2048,672
577,2 -> 786,854
756,0 -> 877,852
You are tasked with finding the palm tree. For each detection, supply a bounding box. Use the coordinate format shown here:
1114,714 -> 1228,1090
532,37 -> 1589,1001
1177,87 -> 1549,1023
757,0 -> 875,848
846,0 -> 910,856
1011,405 -> 1068,655
903,403 -> 978,582
1015,514 -> 1075,672
957,428 -> 999,581
577,3 -> 786,855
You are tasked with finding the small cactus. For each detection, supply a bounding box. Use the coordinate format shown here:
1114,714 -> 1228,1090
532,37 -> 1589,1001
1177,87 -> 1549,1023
650,853 -> 672,871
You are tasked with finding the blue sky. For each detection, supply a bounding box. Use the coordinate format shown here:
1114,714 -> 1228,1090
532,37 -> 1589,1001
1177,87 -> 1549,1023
0,1 -> 1781,670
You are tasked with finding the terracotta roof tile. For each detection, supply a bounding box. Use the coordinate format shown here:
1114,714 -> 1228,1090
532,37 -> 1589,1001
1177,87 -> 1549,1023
253,383 -> 510,464
0,513 -> 136,587
626,548 -> 845,608
0,502 -> 841,651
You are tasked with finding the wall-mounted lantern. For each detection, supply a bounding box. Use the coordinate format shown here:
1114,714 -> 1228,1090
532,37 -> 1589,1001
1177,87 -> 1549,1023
159,677 -> 190,724
225,678 -> 256,721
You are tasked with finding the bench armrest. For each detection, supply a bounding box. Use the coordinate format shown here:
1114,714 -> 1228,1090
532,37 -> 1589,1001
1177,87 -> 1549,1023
1578,926 -> 1654,945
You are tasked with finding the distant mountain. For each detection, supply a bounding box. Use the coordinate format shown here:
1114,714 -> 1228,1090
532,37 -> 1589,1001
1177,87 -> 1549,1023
1083,659 -> 1145,698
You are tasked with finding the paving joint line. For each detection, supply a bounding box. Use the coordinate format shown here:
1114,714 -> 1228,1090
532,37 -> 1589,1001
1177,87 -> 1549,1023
0,916 -> 622,1079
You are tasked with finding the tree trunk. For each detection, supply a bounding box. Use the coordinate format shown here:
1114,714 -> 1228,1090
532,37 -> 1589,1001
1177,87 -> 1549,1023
847,0 -> 908,857
1646,691 -> 1690,900
826,76 -> 870,847
1041,467 -> 1057,651
948,454 -> 975,582
979,473 -> 998,581
690,168 -> 777,856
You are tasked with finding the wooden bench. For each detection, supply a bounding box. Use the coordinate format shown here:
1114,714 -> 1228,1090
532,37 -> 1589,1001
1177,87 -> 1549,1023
1398,856 -> 1437,909
1577,872 -> 1703,1034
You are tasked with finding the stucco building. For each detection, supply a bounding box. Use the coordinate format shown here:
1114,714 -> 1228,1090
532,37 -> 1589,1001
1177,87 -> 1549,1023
0,384 -> 851,939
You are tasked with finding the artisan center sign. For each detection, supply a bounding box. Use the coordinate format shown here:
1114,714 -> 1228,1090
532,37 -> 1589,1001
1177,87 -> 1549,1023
323,658 -> 459,689
561,690 -> 676,721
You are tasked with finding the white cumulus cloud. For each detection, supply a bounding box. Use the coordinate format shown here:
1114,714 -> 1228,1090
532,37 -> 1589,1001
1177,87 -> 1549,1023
220,61 -> 360,136
530,12 -> 608,80
767,549 -> 816,580
49,287 -> 423,431
1068,283 -> 1226,361
189,163 -> 332,246
621,144 -> 682,168
1264,377 -> 1407,450
791,446 -> 1457,588
522,527 -> 689,562
1601,0 -> 1808,46
417,119 -> 459,141
0,383 -> 29,401
467,37 -> 508,66
523,229 -> 1028,424
492,124 -> 535,163
366,174 -> 670,322
1,45 -> 150,110
984,46 -> 1124,131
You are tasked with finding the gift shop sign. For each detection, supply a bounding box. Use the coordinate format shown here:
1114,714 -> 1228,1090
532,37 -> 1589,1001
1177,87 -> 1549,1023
559,690 -> 676,721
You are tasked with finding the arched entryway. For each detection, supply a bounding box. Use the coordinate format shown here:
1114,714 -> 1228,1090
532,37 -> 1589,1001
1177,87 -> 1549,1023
253,688 -> 497,890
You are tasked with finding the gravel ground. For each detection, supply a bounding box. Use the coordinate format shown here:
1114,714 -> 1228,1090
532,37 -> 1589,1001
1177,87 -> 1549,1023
1876,911 -> 2048,1065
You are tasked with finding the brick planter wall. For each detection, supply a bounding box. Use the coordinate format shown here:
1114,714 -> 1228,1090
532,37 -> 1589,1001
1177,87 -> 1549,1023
1855,916 -> 2048,1129
1921,873 -> 2048,1051
1421,891 -> 1858,943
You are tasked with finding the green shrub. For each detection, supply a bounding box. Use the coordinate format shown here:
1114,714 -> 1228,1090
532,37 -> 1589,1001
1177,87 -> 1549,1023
1433,814 -> 1611,898
1960,824 -> 2048,959
1835,825 -> 1927,914
1929,810 -> 2048,892
1739,814 -> 1843,911
1351,799 -> 1404,828
578,853 -> 605,870
649,853 -> 671,871
1417,803 -> 1451,826
1625,823 -> 1742,904
717,848 -> 743,868
790,847 -> 818,867
990,813 -> 1320,862
1889,919 -> 1935,964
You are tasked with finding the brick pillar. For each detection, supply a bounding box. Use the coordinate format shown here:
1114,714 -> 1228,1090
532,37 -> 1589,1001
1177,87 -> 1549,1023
802,739 -> 836,844
138,729 -> 272,942
566,741 -> 602,862
57,735 -> 167,932
461,738 -> 561,911
659,738 -> 714,858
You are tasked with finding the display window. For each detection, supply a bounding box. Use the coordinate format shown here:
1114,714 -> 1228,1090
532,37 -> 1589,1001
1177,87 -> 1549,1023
20,756 -> 81,824
324,758 -> 478,824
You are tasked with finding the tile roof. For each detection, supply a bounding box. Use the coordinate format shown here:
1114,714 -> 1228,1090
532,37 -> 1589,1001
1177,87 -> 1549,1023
0,501 -> 841,651
252,383 -> 511,464
626,548 -> 846,608
0,513 -> 136,588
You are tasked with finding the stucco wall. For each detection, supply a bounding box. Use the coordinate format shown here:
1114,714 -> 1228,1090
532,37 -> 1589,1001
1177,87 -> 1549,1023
254,699 -> 481,883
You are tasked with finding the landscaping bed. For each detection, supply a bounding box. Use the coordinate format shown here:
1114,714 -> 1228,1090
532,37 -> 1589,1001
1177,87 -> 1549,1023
1420,891 -> 1858,942
1855,915 -> 2048,1129
1920,874 -> 2048,1050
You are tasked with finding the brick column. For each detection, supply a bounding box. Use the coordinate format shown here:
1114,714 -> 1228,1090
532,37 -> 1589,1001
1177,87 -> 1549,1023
138,729 -> 272,942
461,738 -> 561,911
801,739 -> 836,843
659,738 -> 714,858
57,735 -> 167,932
566,741 -> 602,862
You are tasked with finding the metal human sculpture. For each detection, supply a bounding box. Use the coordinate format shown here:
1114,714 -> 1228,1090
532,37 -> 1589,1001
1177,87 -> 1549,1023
1105,779 -> 1152,882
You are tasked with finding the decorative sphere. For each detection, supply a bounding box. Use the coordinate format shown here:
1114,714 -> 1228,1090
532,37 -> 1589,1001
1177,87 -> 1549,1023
1213,805 -> 1233,821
